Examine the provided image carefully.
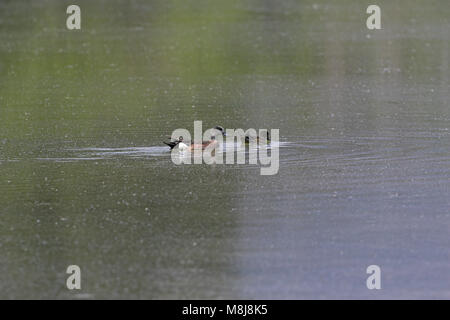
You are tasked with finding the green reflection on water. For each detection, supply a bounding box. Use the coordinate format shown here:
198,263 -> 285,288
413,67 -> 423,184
1,0 -> 450,298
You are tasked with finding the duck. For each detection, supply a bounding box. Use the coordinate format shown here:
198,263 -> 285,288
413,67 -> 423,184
186,135 -> 219,151
244,130 -> 271,144
163,136 -> 185,150
164,126 -> 226,151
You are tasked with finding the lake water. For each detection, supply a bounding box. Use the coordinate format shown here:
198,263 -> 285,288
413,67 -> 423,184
0,0 -> 449,299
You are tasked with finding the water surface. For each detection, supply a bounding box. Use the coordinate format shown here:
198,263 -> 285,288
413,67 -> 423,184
0,0 -> 449,299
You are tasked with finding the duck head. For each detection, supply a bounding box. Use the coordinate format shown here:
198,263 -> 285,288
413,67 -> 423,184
214,126 -> 226,136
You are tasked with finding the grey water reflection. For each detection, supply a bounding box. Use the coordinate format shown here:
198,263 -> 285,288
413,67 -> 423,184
0,0 -> 449,299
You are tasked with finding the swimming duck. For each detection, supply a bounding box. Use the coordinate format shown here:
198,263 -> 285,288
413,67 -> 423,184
163,136 -> 184,150
244,130 -> 271,144
214,126 -> 226,137
186,135 -> 219,151
164,126 -> 226,151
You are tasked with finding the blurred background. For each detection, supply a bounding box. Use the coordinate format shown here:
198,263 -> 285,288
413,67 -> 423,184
0,0 -> 449,299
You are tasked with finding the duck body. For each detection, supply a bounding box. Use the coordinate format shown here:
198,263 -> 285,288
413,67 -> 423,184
177,141 -> 190,151
175,140 -> 217,152
164,139 -> 218,152
186,139 -> 218,151
163,125 -> 225,151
